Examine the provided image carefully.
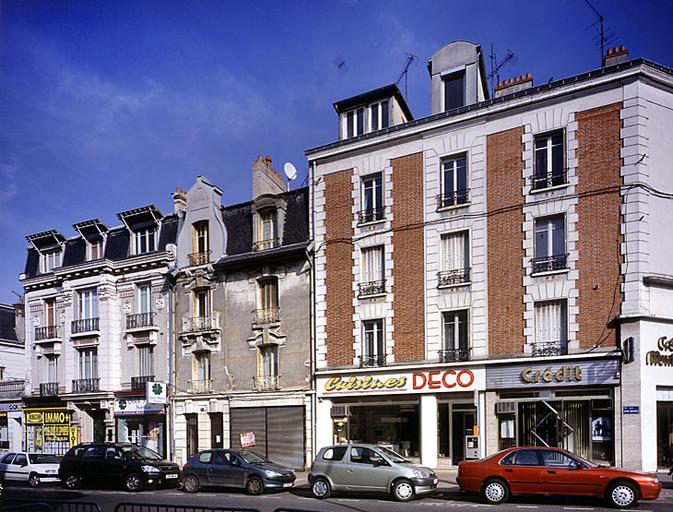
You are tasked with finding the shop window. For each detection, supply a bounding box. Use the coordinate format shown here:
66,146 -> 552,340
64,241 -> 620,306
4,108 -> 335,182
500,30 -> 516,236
322,446 -> 347,461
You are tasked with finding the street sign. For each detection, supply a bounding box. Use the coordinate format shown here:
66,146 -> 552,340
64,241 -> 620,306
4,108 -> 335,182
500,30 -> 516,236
623,406 -> 640,414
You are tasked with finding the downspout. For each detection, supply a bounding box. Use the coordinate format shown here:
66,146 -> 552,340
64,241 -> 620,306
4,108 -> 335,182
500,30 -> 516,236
309,160 -> 318,465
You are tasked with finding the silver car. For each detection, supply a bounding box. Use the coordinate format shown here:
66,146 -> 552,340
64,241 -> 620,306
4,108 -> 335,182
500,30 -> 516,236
308,444 -> 438,502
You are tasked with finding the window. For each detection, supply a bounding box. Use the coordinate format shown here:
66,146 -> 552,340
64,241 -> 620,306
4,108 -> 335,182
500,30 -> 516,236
89,239 -> 104,260
138,345 -> 154,377
362,319 -> 385,367
198,451 -> 212,464
42,355 -> 58,383
360,173 -> 384,223
370,100 -> 389,131
439,155 -> 468,208
443,70 -> 465,111
0,453 -> 15,464
258,278 -> 278,311
439,231 -> 470,285
134,228 -> 156,255
360,246 -> 385,296
78,348 -> 98,379
83,445 -> 106,459
533,215 -> 567,273
322,447 -> 348,461
12,454 -> 27,467
441,310 -> 469,361
350,446 -> 385,465
194,289 -> 210,318
346,107 -> 365,138
259,345 -> 278,380
533,131 -> 566,190
500,449 -> 540,466
45,298 -> 56,327
194,351 -> 211,381
193,221 -> 209,254
78,288 -> 98,319
41,251 -> 61,273
137,284 -> 151,314
534,300 -> 567,355
541,450 -> 579,468
255,210 -> 277,250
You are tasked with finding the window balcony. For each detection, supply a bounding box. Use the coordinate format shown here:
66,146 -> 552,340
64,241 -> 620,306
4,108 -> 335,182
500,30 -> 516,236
357,207 -> 385,225
253,307 -> 280,325
437,268 -> 471,287
182,314 -> 219,333
126,312 -> 155,330
0,380 -> 24,395
438,348 -> 470,363
437,189 -> 470,210
131,375 -> 155,392
189,378 -> 212,394
39,382 -> 59,397
360,354 -> 386,368
252,238 -> 279,251
531,340 -> 568,357
358,280 -> 386,297
189,250 -> 211,266
72,378 -> 100,393
254,375 -> 280,392
531,254 -> 568,274
71,318 -> 99,334
35,325 -> 60,342
531,169 -> 568,191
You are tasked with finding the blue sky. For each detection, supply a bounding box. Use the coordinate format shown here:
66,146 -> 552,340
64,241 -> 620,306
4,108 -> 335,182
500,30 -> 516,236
1,0 -> 672,304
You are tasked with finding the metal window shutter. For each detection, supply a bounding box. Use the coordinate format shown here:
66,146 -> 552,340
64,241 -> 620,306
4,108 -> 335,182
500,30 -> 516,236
266,406 -> 305,470
229,408 -> 266,453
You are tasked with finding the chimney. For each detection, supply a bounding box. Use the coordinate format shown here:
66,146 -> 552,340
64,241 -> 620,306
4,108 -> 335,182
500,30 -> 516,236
252,154 -> 286,199
494,73 -> 533,98
603,45 -> 629,67
172,187 -> 187,214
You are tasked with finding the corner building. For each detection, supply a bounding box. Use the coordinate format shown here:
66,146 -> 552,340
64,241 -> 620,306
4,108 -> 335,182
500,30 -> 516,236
308,41 -> 673,470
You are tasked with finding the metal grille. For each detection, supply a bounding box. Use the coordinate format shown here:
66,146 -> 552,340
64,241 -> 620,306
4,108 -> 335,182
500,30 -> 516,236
188,250 -> 211,266
71,318 -> 99,334
437,189 -> 470,209
253,307 -> 280,325
531,254 -> 568,273
72,378 -> 100,393
437,268 -> 470,286
358,280 -> 386,297
531,340 -> 567,357
126,312 -> 155,329
531,169 -> 568,190
438,348 -> 470,363
35,326 -> 59,341
357,207 -> 385,224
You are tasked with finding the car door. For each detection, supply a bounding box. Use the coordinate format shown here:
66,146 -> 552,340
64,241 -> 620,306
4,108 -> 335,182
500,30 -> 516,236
499,449 -> 546,495
0,453 -> 16,481
342,446 -> 393,492
208,451 -> 239,487
541,450 -> 603,496
9,453 -> 29,483
100,447 -> 126,487
80,444 -> 107,485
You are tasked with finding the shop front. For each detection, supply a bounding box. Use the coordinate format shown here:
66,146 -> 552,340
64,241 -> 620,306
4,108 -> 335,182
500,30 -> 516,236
114,398 -> 166,457
0,402 -> 23,451
23,407 -> 78,455
486,356 -> 620,465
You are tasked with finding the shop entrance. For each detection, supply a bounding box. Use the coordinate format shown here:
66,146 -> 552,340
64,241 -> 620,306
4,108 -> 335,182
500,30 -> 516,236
657,401 -> 673,468
116,415 -> 165,457
438,402 -> 477,465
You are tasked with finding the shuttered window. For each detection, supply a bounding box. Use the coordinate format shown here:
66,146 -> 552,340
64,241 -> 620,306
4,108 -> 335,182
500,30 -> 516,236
535,301 -> 567,343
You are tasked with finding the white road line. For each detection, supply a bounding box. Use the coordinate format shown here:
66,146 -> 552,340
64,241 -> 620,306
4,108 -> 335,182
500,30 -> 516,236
562,508 -> 594,511
337,498 -> 361,502
516,506 -> 539,509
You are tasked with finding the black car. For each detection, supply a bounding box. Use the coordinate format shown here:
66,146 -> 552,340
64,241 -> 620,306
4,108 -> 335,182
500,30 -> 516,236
59,442 -> 181,492
181,449 -> 296,494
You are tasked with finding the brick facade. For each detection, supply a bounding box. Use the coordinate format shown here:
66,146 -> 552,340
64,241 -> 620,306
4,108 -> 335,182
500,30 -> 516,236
576,103 -> 624,349
324,169 -> 355,366
486,127 -> 525,355
391,152 -> 425,362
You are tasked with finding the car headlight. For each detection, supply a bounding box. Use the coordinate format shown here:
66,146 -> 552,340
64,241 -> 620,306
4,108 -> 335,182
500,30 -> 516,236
653,475 -> 659,484
413,468 -> 429,478
264,470 -> 283,478
141,465 -> 161,473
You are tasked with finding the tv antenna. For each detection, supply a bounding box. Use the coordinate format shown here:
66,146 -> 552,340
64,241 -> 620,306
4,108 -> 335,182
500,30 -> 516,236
283,162 -> 298,191
584,0 -> 618,67
488,44 -> 516,97
395,53 -> 417,99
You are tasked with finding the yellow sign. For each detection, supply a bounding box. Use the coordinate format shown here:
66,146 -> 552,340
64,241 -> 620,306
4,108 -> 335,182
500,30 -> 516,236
520,366 -> 582,384
26,412 -> 44,424
70,426 -> 79,446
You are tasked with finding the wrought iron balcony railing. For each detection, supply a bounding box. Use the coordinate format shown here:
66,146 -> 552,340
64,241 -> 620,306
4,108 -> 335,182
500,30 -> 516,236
357,207 -> 385,224
189,378 -> 212,394
254,375 -> 280,392
71,317 -> 99,334
131,375 -> 155,392
531,169 -> 568,191
253,307 -> 280,325
40,382 -> 59,397
531,254 -> 568,274
438,348 -> 470,363
252,238 -> 279,251
182,315 -> 219,333
437,189 -> 470,209
126,312 -> 155,329
72,378 -> 100,393
35,325 -> 59,341
358,280 -> 386,297
360,354 -> 387,368
189,250 -> 211,266
437,268 -> 471,287
531,340 -> 568,357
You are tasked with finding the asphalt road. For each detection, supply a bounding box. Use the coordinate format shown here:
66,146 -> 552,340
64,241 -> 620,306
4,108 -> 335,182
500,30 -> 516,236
2,480 -> 673,512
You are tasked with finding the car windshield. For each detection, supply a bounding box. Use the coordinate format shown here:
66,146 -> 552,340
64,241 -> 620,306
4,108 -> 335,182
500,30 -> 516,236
121,445 -> 162,460
28,454 -> 60,464
377,446 -> 410,463
239,450 -> 270,464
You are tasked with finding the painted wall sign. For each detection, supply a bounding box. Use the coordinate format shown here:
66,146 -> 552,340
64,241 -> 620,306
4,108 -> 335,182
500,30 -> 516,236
645,336 -> 673,366
623,406 -> 640,414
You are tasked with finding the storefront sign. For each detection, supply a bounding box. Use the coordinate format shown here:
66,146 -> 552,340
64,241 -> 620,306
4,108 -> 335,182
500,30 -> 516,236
146,381 -> 167,404
623,406 -> 640,414
486,358 -> 619,389
24,408 -> 73,454
317,367 -> 485,397
113,399 -> 165,416
645,337 -> 673,366
0,402 -> 22,413
25,409 -> 71,425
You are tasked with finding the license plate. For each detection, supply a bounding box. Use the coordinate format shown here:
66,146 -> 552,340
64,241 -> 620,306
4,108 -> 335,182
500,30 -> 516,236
165,474 -> 178,479
283,483 -> 293,488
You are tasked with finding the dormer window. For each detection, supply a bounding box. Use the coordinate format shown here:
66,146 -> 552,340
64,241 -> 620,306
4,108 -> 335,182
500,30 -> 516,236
42,251 -> 61,273
254,209 -> 278,251
190,221 -> 210,265
346,107 -> 365,138
134,227 -> 156,255
88,238 -> 104,260
370,100 -> 389,131
73,219 -> 109,262
443,70 -> 465,111
116,205 -> 164,257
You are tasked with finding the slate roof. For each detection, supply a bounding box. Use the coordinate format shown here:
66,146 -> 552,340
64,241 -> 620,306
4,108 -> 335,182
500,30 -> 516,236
0,304 -> 20,345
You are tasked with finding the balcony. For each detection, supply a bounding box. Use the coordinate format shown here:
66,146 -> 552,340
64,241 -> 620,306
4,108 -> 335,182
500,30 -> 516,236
71,317 -> 99,334
72,378 -> 100,393
254,375 -> 280,392
437,268 -> 471,287
357,207 -> 385,225
126,312 -> 155,330
39,382 -> 59,397
531,254 -> 568,274
531,169 -> 568,191
253,307 -> 280,325
358,280 -> 386,297
189,250 -> 211,266
437,189 -> 470,209
531,340 -> 568,357
360,354 -> 386,368
182,315 -> 219,333
131,375 -> 155,392
438,348 -> 470,363
35,325 -> 60,342
189,379 -> 212,394
252,238 -> 279,251
0,380 -> 25,395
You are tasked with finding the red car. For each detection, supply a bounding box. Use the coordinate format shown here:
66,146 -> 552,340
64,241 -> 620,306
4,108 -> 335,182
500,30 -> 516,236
457,447 -> 661,509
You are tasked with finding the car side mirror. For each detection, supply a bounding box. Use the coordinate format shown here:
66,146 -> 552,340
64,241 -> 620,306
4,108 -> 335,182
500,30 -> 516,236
569,461 -> 582,470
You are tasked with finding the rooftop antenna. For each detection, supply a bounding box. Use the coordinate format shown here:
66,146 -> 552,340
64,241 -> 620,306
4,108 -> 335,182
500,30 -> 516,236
584,0 -> 617,67
395,53 -> 417,99
283,162 -> 298,191
487,43 -> 516,97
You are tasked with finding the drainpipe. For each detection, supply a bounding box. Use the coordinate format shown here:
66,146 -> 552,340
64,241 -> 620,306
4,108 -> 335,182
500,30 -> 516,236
309,160 -> 318,465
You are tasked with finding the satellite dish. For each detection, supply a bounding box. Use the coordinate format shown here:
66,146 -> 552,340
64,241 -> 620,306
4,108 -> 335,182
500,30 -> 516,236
283,162 -> 298,181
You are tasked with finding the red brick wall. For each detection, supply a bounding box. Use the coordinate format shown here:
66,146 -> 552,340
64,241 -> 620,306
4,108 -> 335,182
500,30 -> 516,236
391,152 -> 425,362
324,169 -> 355,367
576,103 -> 624,349
487,127 -> 525,355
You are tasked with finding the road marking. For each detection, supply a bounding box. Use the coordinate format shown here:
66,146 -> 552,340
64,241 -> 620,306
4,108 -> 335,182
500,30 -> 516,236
337,498 -> 361,502
562,508 -> 594,511
516,506 -> 539,509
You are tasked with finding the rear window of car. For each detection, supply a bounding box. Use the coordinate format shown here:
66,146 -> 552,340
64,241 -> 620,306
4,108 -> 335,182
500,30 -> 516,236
501,449 -> 540,466
83,445 -> 107,459
198,451 -> 212,464
321,447 -> 347,461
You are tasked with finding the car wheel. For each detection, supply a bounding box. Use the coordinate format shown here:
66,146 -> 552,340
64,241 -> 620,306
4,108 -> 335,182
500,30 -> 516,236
28,473 -> 40,488
608,481 -> 639,509
392,478 -> 415,502
64,473 -> 82,490
125,473 -> 143,492
245,476 -> 263,495
482,478 -> 509,504
182,474 -> 200,493
311,477 -> 332,499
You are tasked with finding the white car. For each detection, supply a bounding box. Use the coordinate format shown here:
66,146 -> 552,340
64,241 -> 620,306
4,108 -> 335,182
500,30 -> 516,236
0,452 -> 61,487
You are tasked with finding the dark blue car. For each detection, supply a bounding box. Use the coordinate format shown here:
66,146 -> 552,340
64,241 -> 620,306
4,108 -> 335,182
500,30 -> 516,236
181,449 -> 296,494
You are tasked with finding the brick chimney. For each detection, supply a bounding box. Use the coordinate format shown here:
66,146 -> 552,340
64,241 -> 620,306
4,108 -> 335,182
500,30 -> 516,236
494,73 -> 533,98
603,45 -> 629,67
172,187 -> 187,214
252,154 -> 286,199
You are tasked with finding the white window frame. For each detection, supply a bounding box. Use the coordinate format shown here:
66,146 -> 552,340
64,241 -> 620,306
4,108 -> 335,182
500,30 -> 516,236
361,173 -> 384,213
134,227 -> 157,255
194,351 -> 211,381
534,300 -> 568,345
42,355 -> 58,384
362,319 -> 385,359
193,289 -> 210,318
369,100 -> 390,131
442,309 -> 469,351
137,283 -> 152,314
440,230 -> 469,271
440,153 -> 469,206
533,130 -> 565,183
260,345 -> 279,378
78,288 -> 98,320
534,215 -> 566,259
41,251 -> 61,273
361,245 -> 385,283
344,107 -> 365,138
78,347 -> 98,380
88,239 -> 105,261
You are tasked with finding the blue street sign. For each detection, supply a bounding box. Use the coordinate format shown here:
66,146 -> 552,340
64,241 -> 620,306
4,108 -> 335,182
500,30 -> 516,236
623,406 -> 640,414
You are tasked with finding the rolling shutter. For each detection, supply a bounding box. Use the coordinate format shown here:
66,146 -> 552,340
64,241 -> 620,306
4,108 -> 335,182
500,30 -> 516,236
267,406 -> 304,470
229,408 -> 266,453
